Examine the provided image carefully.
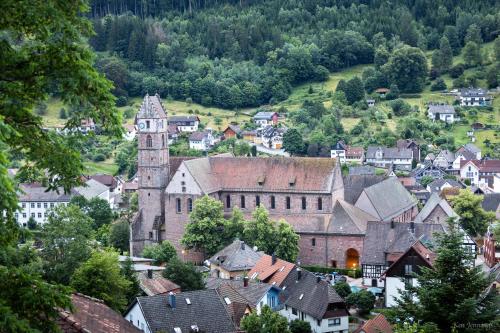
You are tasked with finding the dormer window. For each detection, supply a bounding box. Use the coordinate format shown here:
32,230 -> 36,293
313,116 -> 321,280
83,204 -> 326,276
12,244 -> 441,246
288,176 -> 296,187
257,175 -> 265,186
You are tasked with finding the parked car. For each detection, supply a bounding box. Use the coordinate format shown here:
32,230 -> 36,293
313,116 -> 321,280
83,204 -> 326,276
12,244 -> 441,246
330,272 -> 347,284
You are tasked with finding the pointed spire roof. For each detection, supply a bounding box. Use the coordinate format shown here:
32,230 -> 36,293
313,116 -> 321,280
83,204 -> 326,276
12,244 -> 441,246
137,94 -> 167,119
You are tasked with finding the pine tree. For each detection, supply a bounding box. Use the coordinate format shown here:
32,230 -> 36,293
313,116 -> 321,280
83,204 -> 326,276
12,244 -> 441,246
444,26 -> 461,55
439,37 -> 453,72
463,41 -> 482,68
465,24 -> 482,45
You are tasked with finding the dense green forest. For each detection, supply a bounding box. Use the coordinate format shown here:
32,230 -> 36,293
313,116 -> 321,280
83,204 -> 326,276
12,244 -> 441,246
87,0 -> 500,108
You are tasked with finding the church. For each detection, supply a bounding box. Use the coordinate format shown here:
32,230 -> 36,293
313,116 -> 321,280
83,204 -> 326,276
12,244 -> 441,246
131,94 -> 418,268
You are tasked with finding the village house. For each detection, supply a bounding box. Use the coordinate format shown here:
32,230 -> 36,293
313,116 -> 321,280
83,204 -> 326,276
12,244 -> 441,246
57,293 -> 141,333
484,224 -> 500,268
365,146 -> 413,170
260,125 -> 286,150
354,177 -> 418,223
366,99 -> 375,107
138,270 -> 181,296
208,239 -> 263,279
222,124 -> 242,139
279,267 -> 349,333
433,150 -> 455,170
188,130 -> 214,151
382,240 -> 436,307
426,178 -> 464,195
410,163 -> 447,183
125,290 -> 238,333
375,87 -> 389,98
241,130 -> 257,143
460,160 -> 500,188
361,221 -> 444,288
247,254 -> 296,287
396,139 -> 420,162
452,143 -> 481,170
427,104 -> 457,123
167,124 -> 179,144
253,111 -> 278,127
124,124 -> 137,141
167,115 -> 200,132
482,193 -> 500,220
354,313 -> 393,333
213,283 -> 253,329
459,88 -> 492,106
330,141 -> 365,164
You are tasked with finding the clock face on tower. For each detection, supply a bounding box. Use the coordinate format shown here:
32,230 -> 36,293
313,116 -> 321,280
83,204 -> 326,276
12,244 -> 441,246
138,122 -> 145,130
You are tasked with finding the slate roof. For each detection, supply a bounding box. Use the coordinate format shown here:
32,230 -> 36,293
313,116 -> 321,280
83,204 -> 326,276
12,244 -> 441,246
184,157 -> 337,194
188,131 -> 208,141
135,289 -> 237,333
464,143 -> 481,154
74,179 -> 108,200
57,294 -> 141,333
460,88 -> 490,97
397,139 -> 419,149
435,150 -> 455,164
456,148 -> 476,161
354,313 -> 393,333
357,177 -> 417,221
137,94 -> 167,119
362,221 -> 444,265
427,179 -> 464,194
343,175 -> 386,204
224,125 -> 241,134
18,183 -> 73,202
383,240 -> 436,277
247,254 -> 296,287
280,268 -> 346,320
482,193 -> 500,213
88,174 -> 117,189
349,166 -> 376,176
215,284 -> 251,327
167,115 -> 200,123
326,200 -> 378,235
460,160 -> 500,173
366,146 -> 413,159
414,193 -> 457,224
428,104 -> 456,114
208,279 -> 275,308
138,271 -> 181,296
209,239 -> 263,272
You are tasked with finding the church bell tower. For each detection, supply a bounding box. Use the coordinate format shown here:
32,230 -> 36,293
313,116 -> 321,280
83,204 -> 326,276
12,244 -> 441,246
131,94 -> 169,255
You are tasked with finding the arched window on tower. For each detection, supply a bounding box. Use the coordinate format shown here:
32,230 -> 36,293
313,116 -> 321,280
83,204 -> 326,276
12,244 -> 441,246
146,135 -> 152,148
162,134 -> 165,147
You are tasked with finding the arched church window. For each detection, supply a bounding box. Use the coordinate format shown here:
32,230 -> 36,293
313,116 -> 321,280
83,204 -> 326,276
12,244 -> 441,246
146,135 -> 152,148
162,134 -> 165,147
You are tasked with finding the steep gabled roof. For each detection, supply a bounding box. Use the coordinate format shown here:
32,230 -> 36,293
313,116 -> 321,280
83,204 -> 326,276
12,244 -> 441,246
58,294 -> 141,333
280,269 -> 346,320
208,239 -> 263,272
414,193 -> 457,223
354,313 -> 393,333
247,254 -> 296,287
326,200 -> 378,235
358,177 -> 417,221
138,271 -> 180,296
135,290 -> 237,333
428,104 -> 455,114
460,160 -> 500,173
382,240 -> 436,277
366,146 -> 413,159
343,174 -> 387,204
137,94 -> 167,119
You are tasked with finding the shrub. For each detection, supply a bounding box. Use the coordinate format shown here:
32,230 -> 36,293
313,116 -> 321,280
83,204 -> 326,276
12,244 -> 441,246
450,64 -> 465,78
92,154 -> 106,162
390,99 -> 412,116
116,96 -> 128,107
59,108 -> 67,119
430,78 -> 447,91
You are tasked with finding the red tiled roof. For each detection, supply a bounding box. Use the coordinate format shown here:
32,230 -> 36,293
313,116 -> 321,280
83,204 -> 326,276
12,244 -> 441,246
346,146 -> 364,157
139,272 -> 181,296
89,174 -> 116,188
57,294 -> 141,333
354,313 -> 393,333
247,254 -> 295,287
460,160 -> 500,173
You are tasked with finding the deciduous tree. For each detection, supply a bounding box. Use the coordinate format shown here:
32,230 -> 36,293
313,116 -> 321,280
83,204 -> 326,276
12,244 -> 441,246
383,46 -> 428,93
162,258 -> 204,291
241,305 -> 291,333
142,240 -> 178,265
451,190 -> 496,237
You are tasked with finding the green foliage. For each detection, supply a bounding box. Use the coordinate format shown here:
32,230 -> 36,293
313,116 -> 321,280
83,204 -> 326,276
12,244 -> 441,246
115,138 -> 138,179
463,42 -> 482,67
243,206 -> 299,262
337,76 -> 365,105
27,216 -> 37,230
141,241 -> 178,265
333,281 -> 352,298
241,305 -> 291,333
383,46 -> 428,93
451,190 -> 496,237
41,204 -> 94,285
419,176 -> 435,187
121,256 -> 141,305
464,24 -> 482,45
439,37 -> 453,72
59,107 -> 68,119
392,222 -> 498,332
181,195 -> 227,257
494,36 -> 500,62
346,289 -> 375,315
289,319 -> 312,333
162,258 -> 204,291
35,102 -> 48,116
430,78 -> 447,91
108,220 -> 130,253
390,99 -> 412,116
71,250 -> 131,312
283,128 -> 305,156
70,195 -> 114,230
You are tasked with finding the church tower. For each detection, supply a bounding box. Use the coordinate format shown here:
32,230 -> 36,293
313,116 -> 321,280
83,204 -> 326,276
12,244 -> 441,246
131,94 -> 169,256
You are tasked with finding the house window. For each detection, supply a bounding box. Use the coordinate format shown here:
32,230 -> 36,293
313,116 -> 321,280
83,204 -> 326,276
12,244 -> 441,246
226,195 -> 231,208
240,196 -> 245,208
37,202 -> 41,208
146,120 -> 150,129
31,213 -> 35,218
318,197 -> 323,210
270,196 -> 275,209
22,203 -> 26,208
311,238 -> 316,246
31,203 -> 35,208
146,135 -> 152,148
37,213 -> 42,218
23,213 -> 27,218
149,232 -> 153,239
286,196 -> 291,209
256,195 -> 260,207
44,202 -> 48,208
176,198 -> 181,213
50,203 -> 54,208
292,308 -> 297,315
405,264 -> 413,275
300,312 -> 305,321
301,197 -> 306,210
14,213 -> 18,219
182,187 -> 186,192
187,198 -> 193,212
328,318 -> 341,326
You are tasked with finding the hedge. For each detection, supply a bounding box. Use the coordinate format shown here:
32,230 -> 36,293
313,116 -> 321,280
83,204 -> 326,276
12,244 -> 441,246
302,265 -> 362,278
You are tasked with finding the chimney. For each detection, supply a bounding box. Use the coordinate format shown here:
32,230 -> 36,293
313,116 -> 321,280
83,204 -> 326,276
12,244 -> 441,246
390,220 -> 395,229
271,253 -> 277,265
168,292 -> 176,309
147,269 -> 153,279
241,241 -> 245,250
243,276 -> 249,287
297,267 -> 302,281
410,222 -> 415,233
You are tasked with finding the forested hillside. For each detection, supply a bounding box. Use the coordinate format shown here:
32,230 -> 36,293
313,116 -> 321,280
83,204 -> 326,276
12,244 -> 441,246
87,0 -> 500,109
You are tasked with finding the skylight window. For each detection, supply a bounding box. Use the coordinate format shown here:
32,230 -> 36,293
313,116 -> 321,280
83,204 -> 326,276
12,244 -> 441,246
250,272 -> 258,279
299,294 -> 304,300
224,297 -> 231,305
185,298 -> 191,305
174,328 -> 182,333
279,266 -> 285,272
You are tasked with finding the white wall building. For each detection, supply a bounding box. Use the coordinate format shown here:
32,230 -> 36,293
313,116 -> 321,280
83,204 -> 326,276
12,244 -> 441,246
427,104 -> 457,123
167,115 -> 200,132
188,131 -> 214,151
